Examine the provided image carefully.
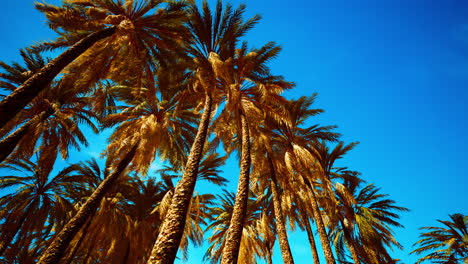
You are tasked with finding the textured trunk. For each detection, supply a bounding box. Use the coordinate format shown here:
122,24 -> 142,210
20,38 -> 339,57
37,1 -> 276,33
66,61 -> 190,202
37,144 -> 137,264
0,26 -> 116,130
220,113 -> 251,264
301,209 -> 320,264
303,177 -> 336,264
0,202 -> 35,257
146,94 -> 213,264
0,108 -> 53,163
267,253 -> 273,264
340,219 -> 360,264
65,217 -> 93,264
121,240 -> 131,264
268,155 -> 295,264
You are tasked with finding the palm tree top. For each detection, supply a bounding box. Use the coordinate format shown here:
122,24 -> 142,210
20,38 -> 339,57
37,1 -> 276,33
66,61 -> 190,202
412,213 -> 468,264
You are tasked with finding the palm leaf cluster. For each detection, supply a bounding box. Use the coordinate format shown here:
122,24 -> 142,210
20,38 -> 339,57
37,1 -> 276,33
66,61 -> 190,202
0,0 -> 417,264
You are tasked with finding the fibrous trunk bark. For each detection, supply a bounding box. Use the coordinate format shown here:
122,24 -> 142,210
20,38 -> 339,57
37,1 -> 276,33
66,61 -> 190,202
146,94 -> 213,264
65,217 -> 94,264
220,113 -> 251,264
268,155 -> 295,264
303,177 -> 336,264
37,144 -> 137,264
0,26 -> 116,130
302,210 -> 320,264
0,108 -> 54,163
340,219 -> 360,264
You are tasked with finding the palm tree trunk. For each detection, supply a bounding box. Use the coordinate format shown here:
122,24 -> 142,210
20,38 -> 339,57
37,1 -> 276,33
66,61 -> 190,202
0,26 -> 116,130
339,219 -> 360,264
220,113 -> 251,264
37,144 -> 137,264
0,202 -> 36,257
121,239 -> 131,264
0,108 -> 54,163
301,210 -> 320,264
146,93 -> 213,264
267,253 -> 273,264
64,217 -> 94,264
302,177 -> 336,264
267,155 -> 295,264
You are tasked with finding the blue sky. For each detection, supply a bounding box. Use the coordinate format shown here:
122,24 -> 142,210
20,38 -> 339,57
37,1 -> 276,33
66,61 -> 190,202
1,0 -> 468,263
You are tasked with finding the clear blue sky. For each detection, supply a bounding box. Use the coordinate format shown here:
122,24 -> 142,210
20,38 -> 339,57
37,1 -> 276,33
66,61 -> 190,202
1,0 -> 467,263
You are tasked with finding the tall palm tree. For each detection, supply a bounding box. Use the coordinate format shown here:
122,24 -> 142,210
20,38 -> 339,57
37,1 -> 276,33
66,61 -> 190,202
0,0 -> 188,129
0,155 -> 89,260
206,42 -> 293,264
37,143 -> 138,264
266,95 -> 339,264
330,172 -> 409,264
412,213 -> 468,263
0,78 -> 99,164
147,1 -> 261,262
251,125 -> 295,264
311,141 -> 361,263
102,73 -> 199,175
204,190 -> 273,264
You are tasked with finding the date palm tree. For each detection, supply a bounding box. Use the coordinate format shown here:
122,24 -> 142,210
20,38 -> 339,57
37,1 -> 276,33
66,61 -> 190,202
204,190 -> 273,264
330,172 -> 409,264
147,1 -> 261,262
206,42 -> 293,264
411,213 -> 468,263
0,155 -> 89,260
37,143 -> 138,264
0,79 -> 99,164
266,95 -> 339,264
0,0 -> 188,130
251,124 -> 295,264
311,141 -> 361,263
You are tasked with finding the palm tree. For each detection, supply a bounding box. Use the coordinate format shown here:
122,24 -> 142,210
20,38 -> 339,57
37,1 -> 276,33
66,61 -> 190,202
0,0 -> 188,130
251,126 -> 295,264
330,171 -> 409,264
204,190 -> 273,264
266,95 -> 339,264
206,42 -> 293,264
0,78 -> 99,164
101,72 -> 199,175
37,143 -> 138,264
147,1 -> 261,262
0,155 -> 89,261
412,213 -> 468,263
311,141 -> 361,263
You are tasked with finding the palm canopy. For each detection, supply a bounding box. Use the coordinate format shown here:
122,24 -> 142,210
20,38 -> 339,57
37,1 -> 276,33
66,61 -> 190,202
0,49 -> 98,164
330,173 -> 409,264
0,156 -> 89,261
0,0 -> 188,129
187,0 -> 261,63
204,190 -> 273,264
102,66 -> 199,174
35,0 -> 188,66
210,42 -> 294,154
411,213 -> 468,264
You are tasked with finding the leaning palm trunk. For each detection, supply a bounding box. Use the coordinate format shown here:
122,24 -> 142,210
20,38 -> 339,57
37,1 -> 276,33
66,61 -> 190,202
220,113 -> 252,264
64,217 -> 93,264
37,144 -> 137,264
0,108 -> 54,163
339,219 -> 361,264
301,209 -> 321,264
147,94 -> 213,264
268,155 -> 295,264
303,177 -> 336,264
0,26 -> 116,130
